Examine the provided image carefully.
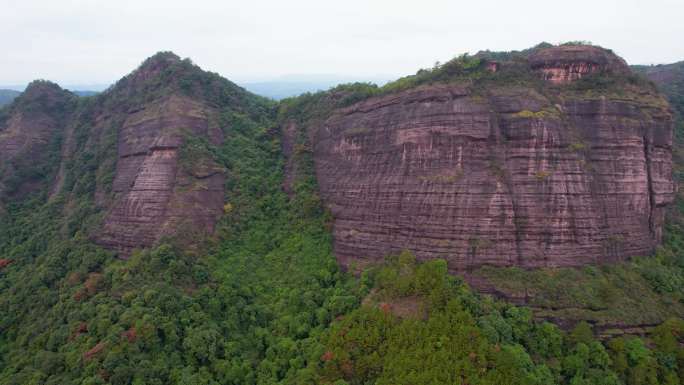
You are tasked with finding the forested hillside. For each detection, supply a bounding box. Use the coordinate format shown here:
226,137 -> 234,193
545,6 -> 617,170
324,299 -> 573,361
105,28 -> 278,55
0,47 -> 683,385
462,60 -> 684,336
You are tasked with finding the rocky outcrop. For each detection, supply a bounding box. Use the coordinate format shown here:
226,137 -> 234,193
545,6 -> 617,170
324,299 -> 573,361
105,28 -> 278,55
0,53 -> 238,257
529,45 -> 630,84
0,81 -> 73,202
94,94 -> 225,256
2,47 -> 675,267
311,49 -> 674,271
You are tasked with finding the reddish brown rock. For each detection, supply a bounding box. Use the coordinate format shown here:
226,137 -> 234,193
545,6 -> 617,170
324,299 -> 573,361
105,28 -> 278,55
0,81 -> 73,202
94,94 -> 225,257
121,326 -> 137,342
83,341 -> 106,361
0,258 -> 13,270
529,45 -> 630,84
0,82 -> 68,161
70,322 -> 89,340
312,79 -> 674,271
486,61 -> 499,73
1,53 -> 249,257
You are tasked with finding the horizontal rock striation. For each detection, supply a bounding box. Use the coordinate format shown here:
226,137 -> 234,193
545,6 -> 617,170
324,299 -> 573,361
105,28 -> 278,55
529,45 -> 630,84
1,52 -> 267,257
312,55 -> 674,271
94,94 -> 225,256
0,81 -> 73,202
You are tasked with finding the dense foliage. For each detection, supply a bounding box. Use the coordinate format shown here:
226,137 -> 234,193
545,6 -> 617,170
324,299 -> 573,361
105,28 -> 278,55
1,49 -> 683,385
0,53 -> 363,384
317,253 -> 684,385
473,223 -> 684,330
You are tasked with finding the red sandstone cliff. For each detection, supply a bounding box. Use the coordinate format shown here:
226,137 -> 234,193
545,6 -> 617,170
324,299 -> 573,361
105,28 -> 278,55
0,81 -> 74,205
0,52 -> 254,257
528,45 -> 630,84
1,46 -> 675,267
90,54 -> 230,256
93,93 -> 225,256
306,46 -> 674,271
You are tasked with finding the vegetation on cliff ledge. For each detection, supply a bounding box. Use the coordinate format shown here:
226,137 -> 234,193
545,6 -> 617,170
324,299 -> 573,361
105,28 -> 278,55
0,49 -> 683,384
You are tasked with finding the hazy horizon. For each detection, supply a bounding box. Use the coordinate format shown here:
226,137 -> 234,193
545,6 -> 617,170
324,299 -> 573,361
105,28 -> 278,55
2,0 -> 683,86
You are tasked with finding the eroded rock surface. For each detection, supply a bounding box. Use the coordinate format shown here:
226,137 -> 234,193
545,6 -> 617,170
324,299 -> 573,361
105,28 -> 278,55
94,94 -> 225,256
312,57 -> 674,271
0,53 -> 233,257
0,81 -> 73,202
529,45 -> 630,84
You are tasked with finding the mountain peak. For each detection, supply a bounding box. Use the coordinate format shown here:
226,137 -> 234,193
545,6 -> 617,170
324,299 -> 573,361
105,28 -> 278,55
139,51 -> 182,70
528,44 -> 630,84
13,80 -> 73,111
23,80 -> 67,96
130,51 -> 183,80
106,51 -> 187,99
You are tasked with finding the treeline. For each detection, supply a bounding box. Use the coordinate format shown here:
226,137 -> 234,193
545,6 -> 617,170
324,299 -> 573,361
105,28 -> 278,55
0,51 -> 683,385
317,253 -> 684,385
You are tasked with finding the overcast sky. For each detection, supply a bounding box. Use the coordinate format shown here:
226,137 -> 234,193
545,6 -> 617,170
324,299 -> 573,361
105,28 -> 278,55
2,0 -> 683,86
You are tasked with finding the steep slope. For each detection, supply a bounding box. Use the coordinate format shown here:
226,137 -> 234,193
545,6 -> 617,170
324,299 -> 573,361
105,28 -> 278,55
0,47 -> 683,385
90,53 -> 230,255
453,59 -> 684,336
284,45 -> 674,272
0,52 -> 271,256
0,52 -> 357,384
94,53 -> 274,256
0,81 -> 74,210
635,61 -> 684,185
528,45 -> 630,84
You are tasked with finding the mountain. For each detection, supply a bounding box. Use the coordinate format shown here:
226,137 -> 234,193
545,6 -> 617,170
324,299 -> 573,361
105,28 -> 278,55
0,46 -> 683,384
88,52 -> 268,256
0,81 -> 75,208
285,44 -> 674,271
0,89 -> 21,106
635,62 -> 684,217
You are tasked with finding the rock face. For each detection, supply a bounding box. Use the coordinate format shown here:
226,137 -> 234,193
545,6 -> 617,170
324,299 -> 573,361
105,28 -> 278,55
88,53 -> 231,256
94,94 -> 225,256
529,45 -> 630,84
1,47 -> 675,267
636,61 -> 684,90
0,83 -> 64,162
0,53 -> 236,257
0,81 -> 73,201
312,48 -> 674,271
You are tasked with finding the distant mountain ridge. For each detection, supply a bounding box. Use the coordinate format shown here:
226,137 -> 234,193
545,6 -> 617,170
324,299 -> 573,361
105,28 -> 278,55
0,89 -> 21,106
240,74 -> 393,99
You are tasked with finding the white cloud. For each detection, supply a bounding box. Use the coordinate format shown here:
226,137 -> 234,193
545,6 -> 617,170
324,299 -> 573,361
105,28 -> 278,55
1,0 -> 682,85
